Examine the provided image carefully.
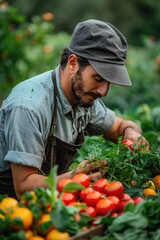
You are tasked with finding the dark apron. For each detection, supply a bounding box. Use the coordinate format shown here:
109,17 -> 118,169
0,71 -> 85,198
41,71 -> 85,175
0,168 -> 16,198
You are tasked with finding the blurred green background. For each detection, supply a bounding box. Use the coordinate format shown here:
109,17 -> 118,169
0,0 -> 160,146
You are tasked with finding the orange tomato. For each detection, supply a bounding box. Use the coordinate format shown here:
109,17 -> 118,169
24,230 -> 34,239
29,236 -> 45,240
11,206 -> 33,230
36,213 -> 54,235
143,188 -> 157,197
46,229 -> 70,240
153,175 -> 160,189
0,197 -> 18,213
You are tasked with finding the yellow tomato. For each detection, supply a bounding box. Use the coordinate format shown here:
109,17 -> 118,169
145,179 -> 157,191
0,213 -> 5,219
29,236 -> 45,240
143,188 -> 157,197
24,230 -> 34,239
20,191 -> 37,205
36,213 -> 54,235
153,175 -> 160,189
46,229 -> 70,240
11,206 -> 33,230
0,197 -> 18,213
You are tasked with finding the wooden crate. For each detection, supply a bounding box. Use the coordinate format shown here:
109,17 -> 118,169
69,225 -> 105,240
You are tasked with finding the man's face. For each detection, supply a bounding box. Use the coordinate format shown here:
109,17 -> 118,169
71,65 -> 110,108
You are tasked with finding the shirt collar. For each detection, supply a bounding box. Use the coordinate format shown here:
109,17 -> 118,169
55,66 -> 74,115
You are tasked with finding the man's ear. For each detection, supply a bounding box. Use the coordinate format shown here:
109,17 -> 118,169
67,54 -> 79,74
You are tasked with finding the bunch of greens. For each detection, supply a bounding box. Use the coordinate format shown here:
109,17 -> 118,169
91,194 -> 160,240
70,135 -> 160,190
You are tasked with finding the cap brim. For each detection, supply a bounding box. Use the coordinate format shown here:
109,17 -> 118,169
88,59 -> 132,86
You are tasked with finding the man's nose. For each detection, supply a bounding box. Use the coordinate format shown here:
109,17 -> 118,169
97,82 -> 110,97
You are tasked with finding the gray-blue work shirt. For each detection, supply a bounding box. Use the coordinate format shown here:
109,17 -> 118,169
0,66 -> 115,172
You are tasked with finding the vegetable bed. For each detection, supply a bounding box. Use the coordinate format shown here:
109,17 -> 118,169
1,136 -> 160,240
69,224 -> 105,240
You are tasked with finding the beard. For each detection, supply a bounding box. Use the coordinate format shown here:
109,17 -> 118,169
71,70 -> 101,108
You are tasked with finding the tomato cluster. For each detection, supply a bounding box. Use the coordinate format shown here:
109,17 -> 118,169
57,173 -> 144,219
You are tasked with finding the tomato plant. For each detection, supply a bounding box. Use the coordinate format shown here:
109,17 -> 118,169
72,173 -> 90,188
92,178 -> 108,193
104,181 -> 124,198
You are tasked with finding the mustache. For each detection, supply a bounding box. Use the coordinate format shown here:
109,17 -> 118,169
88,92 -> 102,99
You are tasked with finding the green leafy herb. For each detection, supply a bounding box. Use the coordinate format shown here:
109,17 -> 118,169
71,135 -> 160,193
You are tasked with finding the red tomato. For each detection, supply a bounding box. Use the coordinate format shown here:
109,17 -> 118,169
85,206 -> 97,217
72,173 -> 90,188
62,192 -> 76,205
119,193 -> 131,201
57,178 -> 72,192
119,198 -> 134,211
74,213 -> 81,222
92,178 -> 108,193
133,196 -> 144,204
104,181 -> 124,198
69,201 -> 87,213
85,191 -> 102,207
130,180 -> 136,187
68,201 -> 85,207
111,212 -> 119,218
106,196 -> 121,212
80,187 -> 95,201
122,139 -> 134,150
96,198 -> 114,216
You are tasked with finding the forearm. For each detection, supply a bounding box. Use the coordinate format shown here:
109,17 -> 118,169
117,119 -> 142,137
14,173 -> 49,200
104,117 -> 142,141
104,116 -> 149,150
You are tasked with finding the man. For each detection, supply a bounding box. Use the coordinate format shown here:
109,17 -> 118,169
0,19 -> 149,199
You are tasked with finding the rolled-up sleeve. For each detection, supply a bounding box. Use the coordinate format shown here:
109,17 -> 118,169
4,106 -> 45,169
86,99 -> 116,135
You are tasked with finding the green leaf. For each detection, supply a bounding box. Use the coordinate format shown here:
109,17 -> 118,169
45,166 -> 58,203
62,182 -> 85,193
109,212 -> 148,232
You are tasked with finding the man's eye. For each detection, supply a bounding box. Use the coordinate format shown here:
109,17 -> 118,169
95,78 -> 104,83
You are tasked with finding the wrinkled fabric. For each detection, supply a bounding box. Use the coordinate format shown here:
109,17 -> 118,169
0,66 -> 115,173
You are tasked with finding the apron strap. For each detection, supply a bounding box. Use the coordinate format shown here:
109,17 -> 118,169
42,71 -> 86,175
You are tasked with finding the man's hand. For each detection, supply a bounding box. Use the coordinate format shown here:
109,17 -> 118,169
123,127 -> 149,151
73,160 -> 108,181
104,116 -> 149,151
